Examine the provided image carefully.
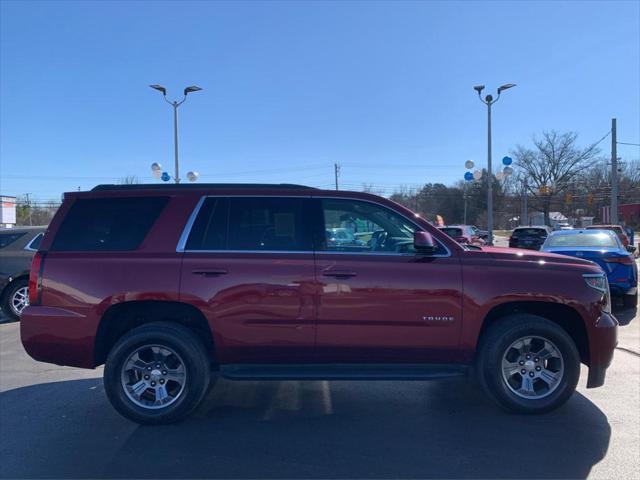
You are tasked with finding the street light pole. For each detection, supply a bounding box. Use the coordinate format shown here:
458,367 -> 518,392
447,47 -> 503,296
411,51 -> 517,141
173,101 -> 180,183
150,84 -> 203,184
473,83 -> 516,245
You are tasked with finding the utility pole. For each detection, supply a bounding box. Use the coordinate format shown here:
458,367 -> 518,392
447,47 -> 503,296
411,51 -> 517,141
522,178 -> 528,226
463,184 -> 468,224
611,118 -> 618,225
25,193 -> 32,226
334,163 -> 340,190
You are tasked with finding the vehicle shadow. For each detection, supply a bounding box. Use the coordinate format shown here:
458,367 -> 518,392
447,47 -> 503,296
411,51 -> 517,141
0,376 -> 611,479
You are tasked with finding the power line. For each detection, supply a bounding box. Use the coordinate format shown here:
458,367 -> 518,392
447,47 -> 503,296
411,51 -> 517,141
617,141 -> 640,147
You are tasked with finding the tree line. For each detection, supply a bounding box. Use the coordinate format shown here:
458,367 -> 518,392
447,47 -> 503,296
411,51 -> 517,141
388,130 -> 639,228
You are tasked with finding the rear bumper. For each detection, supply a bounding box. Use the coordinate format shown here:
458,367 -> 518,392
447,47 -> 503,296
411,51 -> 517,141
609,284 -> 637,296
20,306 -> 97,369
586,311 -> 618,388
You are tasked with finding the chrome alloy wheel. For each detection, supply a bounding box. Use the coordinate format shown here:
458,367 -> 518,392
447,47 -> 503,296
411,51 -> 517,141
11,286 -> 29,316
501,336 -> 564,399
121,345 -> 187,409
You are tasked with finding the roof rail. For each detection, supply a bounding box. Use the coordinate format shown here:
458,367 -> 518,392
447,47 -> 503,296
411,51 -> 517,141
91,183 -> 316,191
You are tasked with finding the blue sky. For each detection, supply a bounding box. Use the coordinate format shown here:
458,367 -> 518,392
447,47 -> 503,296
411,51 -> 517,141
1,0 -> 638,203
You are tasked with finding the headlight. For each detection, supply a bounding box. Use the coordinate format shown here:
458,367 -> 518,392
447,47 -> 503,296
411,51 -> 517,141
583,273 -> 607,292
583,273 -> 611,313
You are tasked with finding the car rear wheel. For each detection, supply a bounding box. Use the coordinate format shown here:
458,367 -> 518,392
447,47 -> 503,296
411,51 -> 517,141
104,321 -> 211,425
476,314 -> 580,414
1,278 -> 29,322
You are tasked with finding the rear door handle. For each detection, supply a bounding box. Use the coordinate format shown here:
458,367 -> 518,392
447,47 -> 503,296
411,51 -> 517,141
322,270 -> 357,279
192,269 -> 228,277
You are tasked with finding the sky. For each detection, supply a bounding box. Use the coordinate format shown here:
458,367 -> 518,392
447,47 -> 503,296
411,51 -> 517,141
1,0 -> 639,204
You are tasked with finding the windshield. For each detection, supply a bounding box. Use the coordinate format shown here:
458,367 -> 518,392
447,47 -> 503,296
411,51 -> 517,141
546,232 -> 618,248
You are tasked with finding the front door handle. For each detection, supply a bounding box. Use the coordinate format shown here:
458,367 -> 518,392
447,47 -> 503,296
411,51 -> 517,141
322,270 -> 357,279
192,269 -> 228,277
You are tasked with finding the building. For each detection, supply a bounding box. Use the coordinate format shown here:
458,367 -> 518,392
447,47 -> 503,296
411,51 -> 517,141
529,211 -> 569,229
620,204 -> 640,227
0,196 -> 16,228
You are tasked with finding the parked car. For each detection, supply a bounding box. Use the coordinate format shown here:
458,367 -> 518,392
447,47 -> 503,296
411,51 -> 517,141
21,184 -> 617,424
555,223 -> 573,231
0,227 -> 46,321
471,225 -> 488,239
438,225 -> 485,246
541,229 -> 638,308
586,225 -> 630,248
508,226 -> 552,250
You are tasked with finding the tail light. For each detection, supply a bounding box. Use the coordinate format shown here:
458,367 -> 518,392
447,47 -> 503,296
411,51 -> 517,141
28,251 -> 46,306
603,256 -> 634,265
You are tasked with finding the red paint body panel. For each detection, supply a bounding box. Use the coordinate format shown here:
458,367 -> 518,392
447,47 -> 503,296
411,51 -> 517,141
180,252 -> 316,363
314,253 -> 463,362
20,186 -> 618,383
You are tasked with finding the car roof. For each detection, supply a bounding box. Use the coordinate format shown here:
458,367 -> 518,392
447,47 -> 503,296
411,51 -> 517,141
548,228 -> 616,236
91,183 -> 317,192
0,226 -> 47,233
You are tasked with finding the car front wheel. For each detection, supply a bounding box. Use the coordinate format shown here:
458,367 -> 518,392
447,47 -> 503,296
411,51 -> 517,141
476,314 -> 580,414
104,321 -> 211,425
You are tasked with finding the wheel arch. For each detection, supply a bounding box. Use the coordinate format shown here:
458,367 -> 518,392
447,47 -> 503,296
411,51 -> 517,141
94,300 -> 216,367
0,273 -> 29,300
477,301 -> 590,365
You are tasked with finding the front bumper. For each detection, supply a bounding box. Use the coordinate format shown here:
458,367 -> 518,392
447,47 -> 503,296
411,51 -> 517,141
586,311 -> 618,388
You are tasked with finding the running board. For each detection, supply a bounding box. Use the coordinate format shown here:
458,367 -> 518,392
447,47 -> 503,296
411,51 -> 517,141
220,363 -> 469,381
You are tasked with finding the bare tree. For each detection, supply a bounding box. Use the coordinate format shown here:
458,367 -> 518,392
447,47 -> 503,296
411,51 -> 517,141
513,131 -> 600,225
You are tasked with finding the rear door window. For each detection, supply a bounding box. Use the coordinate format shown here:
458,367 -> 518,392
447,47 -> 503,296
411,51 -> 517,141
185,197 -> 313,252
51,197 -> 168,251
0,232 -> 26,249
185,198 -> 229,250
227,197 -> 312,251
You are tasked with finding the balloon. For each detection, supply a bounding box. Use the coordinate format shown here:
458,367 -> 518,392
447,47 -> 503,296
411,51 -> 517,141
186,171 -> 199,182
473,170 -> 483,180
503,166 -> 513,176
152,169 -> 162,179
465,160 -> 474,169
161,172 -> 171,182
502,156 -> 513,166
464,172 -> 473,181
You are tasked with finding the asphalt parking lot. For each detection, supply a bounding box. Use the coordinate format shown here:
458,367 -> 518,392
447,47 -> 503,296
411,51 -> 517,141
0,298 -> 638,479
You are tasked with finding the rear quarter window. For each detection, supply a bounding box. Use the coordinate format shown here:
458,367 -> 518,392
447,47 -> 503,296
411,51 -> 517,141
50,197 -> 168,251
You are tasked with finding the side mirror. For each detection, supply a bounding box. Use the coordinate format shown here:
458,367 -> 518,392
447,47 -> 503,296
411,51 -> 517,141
414,231 -> 437,255
627,245 -> 637,254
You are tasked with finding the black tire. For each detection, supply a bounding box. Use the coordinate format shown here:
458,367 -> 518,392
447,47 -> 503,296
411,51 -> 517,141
1,278 -> 29,322
104,321 -> 211,425
476,314 -> 580,414
623,292 -> 638,309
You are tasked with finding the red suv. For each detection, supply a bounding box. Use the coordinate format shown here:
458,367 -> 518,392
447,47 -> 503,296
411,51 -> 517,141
21,184 -> 618,424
